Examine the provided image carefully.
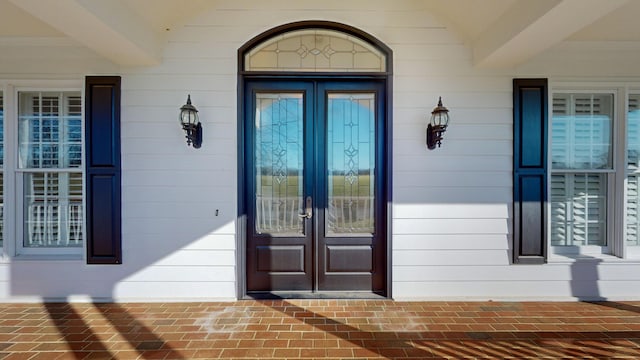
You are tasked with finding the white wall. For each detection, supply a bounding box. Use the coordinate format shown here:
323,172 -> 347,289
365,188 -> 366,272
2,0 -> 640,302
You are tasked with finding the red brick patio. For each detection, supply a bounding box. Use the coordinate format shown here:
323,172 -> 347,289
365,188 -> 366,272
1,300 -> 640,359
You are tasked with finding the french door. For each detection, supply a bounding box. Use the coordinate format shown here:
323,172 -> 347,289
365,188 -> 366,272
244,79 -> 386,296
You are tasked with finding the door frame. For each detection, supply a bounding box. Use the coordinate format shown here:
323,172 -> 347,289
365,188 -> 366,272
236,21 -> 393,299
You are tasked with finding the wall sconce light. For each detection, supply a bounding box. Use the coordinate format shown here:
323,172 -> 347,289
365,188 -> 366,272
426,96 -> 449,150
179,94 -> 202,148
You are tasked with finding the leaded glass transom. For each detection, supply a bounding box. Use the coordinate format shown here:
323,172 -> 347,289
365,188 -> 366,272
245,29 -> 386,72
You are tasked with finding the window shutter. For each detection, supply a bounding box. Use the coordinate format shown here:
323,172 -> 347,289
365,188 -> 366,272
513,79 -> 548,264
85,76 -> 121,264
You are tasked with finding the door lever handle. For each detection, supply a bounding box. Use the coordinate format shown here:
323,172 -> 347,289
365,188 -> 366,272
298,196 -> 313,219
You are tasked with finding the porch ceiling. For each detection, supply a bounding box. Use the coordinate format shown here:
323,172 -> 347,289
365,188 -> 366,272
0,0 -> 638,68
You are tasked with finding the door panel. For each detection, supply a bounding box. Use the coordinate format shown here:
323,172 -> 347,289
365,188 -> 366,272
245,80 -> 386,295
246,83 -> 313,292
317,82 -> 385,292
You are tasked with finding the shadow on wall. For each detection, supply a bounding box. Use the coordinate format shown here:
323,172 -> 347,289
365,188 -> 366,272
570,256 -> 603,301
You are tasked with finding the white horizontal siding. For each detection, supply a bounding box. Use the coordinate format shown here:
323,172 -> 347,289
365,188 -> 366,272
394,171 -> 511,188
394,250 -> 510,266
395,188 -> 512,206
394,263 -> 640,282
123,266 -> 235,282
394,204 -> 509,219
113,281 -> 236,301
132,250 -> 235,267
122,218 -> 235,237
393,281 -> 580,300
394,280 -> 640,301
395,155 -> 512,172
122,187 -> 234,207
394,219 -> 508,235
394,108 -> 513,125
394,234 -> 509,250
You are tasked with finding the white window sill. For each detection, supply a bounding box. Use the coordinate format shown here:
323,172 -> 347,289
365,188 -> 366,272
10,254 -> 84,262
548,253 -> 640,264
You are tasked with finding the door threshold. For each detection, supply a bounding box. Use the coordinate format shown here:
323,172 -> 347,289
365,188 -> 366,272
244,291 -> 388,300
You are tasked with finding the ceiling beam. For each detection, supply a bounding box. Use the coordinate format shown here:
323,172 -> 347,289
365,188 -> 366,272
7,0 -> 162,66
473,0 -> 629,68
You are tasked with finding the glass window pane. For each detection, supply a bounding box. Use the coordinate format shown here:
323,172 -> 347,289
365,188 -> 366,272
254,93 -> 304,235
552,93 -> 613,169
550,173 -> 607,246
627,94 -> 640,246
18,92 -> 82,169
23,172 -> 83,248
326,93 -> 375,235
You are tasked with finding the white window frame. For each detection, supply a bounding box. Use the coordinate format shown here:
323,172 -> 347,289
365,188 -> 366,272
0,90 -> 4,257
549,83 -> 640,259
0,81 -> 85,259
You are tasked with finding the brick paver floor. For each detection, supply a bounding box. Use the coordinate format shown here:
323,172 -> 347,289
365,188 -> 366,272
1,300 -> 640,359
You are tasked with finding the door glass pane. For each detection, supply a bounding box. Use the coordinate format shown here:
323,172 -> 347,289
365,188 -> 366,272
327,93 -> 375,235
627,94 -> 640,246
255,93 -> 304,235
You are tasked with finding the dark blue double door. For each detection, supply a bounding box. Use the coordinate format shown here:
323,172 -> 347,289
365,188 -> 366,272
244,80 -> 386,296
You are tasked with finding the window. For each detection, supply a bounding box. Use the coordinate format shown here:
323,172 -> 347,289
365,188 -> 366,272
549,88 -> 640,257
16,91 -> 83,255
0,78 -> 120,262
550,93 -> 613,253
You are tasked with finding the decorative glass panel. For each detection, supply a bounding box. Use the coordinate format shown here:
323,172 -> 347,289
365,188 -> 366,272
245,29 -> 386,72
627,94 -> 640,246
550,174 -> 607,246
255,93 -> 304,235
326,93 -> 375,235
23,172 -> 83,248
552,93 -> 613,170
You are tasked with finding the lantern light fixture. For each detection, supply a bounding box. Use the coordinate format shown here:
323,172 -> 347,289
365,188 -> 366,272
179,94 -> 202,148
426,96 -> 449,150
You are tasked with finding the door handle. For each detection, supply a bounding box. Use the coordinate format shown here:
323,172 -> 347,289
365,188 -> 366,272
298,196 -> 313,219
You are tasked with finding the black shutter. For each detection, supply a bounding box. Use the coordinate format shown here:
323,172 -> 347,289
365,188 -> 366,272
513,78 -> 548,264
85,76 -> 122,264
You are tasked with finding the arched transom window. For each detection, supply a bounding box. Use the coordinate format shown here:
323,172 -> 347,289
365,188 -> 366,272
244,28 -> 387,72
